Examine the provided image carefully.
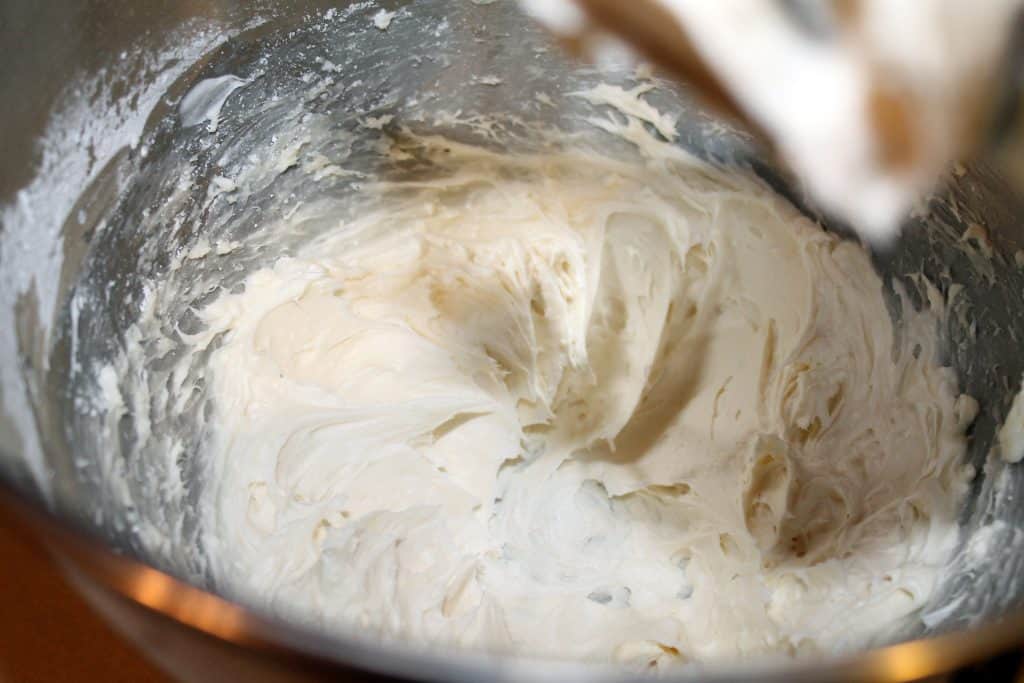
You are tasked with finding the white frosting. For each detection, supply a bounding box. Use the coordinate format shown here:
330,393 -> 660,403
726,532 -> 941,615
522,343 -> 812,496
179,74 -> 251,133
372,9 -> 396,31
1000,376 -> 1024,463
197,138 -> 972,666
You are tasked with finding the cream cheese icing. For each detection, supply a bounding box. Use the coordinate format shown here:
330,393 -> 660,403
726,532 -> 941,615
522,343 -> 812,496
196,136 -> 974,667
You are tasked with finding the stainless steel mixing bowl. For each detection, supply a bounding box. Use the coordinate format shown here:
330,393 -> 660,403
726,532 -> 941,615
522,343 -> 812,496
4,1 -> 1024,681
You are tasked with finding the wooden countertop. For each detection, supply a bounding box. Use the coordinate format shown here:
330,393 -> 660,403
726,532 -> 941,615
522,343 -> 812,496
0,507 -> 170,683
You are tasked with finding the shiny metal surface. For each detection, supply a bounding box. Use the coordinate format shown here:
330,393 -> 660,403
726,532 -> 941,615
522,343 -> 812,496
2,1 -> 1024,681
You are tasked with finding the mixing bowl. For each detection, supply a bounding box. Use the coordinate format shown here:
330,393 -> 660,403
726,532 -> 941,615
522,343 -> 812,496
4,1 -> 1024,680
